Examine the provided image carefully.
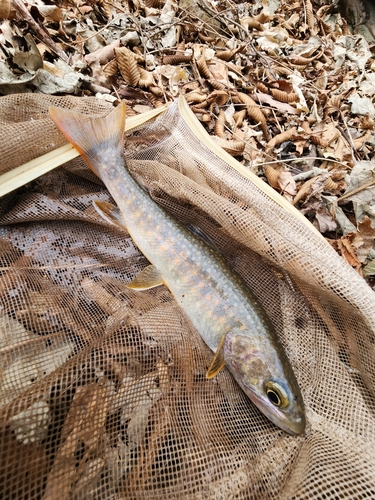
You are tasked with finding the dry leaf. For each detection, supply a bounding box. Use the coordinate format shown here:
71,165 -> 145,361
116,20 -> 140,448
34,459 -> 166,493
240,16 -> 264,31
264,165 -> 282,189
115,47 -> 140,87
255,92 -> 300,114
266,127 -> 297,151
270,88 -> 299,103
234,92 -> 270,140
214,137 -> 245,156
185,90 -> 207,103
314,206 -> 338,233
43,381 -> 109,500
346,217 -> 375,263
353,129 -> 372,150
214,108 -> 226,138
197,53 -> 212,79
278,171 -> 297,200
337,237 -> 362,273
0,0 -> 15,19
138,67 -> 156,88
0,428 -> 48,499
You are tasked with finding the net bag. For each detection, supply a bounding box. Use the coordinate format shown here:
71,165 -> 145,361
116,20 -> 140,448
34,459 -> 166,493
0,93 -> 375,499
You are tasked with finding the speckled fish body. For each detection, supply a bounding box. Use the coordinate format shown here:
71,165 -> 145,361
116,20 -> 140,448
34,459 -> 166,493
49,103 -> 305,435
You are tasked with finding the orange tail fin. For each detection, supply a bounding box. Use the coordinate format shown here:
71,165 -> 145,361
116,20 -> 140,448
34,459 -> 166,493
49,102 -> 126,179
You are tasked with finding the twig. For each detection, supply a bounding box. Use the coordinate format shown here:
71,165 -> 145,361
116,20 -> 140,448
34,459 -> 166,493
336,178 -> 375,203
196,1 -> 240,38
256,157 -> 350,169
79,14 -> 128,43
210,111 -> 350,172
178,5 -> 231,40
338,112 -> 361,162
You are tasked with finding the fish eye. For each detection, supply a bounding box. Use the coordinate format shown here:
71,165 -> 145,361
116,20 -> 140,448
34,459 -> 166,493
265,381 -> 289,409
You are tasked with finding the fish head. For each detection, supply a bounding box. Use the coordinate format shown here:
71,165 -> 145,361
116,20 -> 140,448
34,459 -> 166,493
223,329 -> 305,436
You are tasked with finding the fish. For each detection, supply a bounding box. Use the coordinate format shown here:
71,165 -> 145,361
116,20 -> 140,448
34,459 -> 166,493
49,102 -> 305,435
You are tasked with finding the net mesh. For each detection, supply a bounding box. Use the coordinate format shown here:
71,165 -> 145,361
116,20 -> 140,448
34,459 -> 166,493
0,94 -> 375,499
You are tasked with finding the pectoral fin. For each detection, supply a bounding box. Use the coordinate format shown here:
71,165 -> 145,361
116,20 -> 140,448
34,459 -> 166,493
93,200 -> 127,230
206,333 -> 227,379
127,265 -> 165,291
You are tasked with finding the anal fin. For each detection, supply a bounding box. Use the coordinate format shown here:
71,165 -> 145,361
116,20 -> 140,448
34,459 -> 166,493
127,265 -> 165,291
206,333 -> 227,379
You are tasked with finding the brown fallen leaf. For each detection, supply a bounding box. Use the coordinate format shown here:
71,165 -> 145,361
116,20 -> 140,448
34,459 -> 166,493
266,126 -> 298,151
0,0 -> 16,19
277,171 -> 297,201
270,88 -> 299,103
12,0 -> 68,62
314,206 -> 338,233
214,137 -> 245,156
115,47 -> 140,87
337,237 -> 362,273
85,40 -> 120,65
0,428 -> 48,499
345,217 -> 375,263
255,92 -> 301,114
293,173 -> 331,206
43,380 -> 109,500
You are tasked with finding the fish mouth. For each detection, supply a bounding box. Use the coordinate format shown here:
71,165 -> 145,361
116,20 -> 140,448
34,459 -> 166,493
267,407 -> 306,436
239,383 -> 305,436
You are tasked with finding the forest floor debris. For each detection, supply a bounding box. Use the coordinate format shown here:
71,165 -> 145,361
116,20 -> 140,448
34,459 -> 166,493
1,0 -> 375,283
